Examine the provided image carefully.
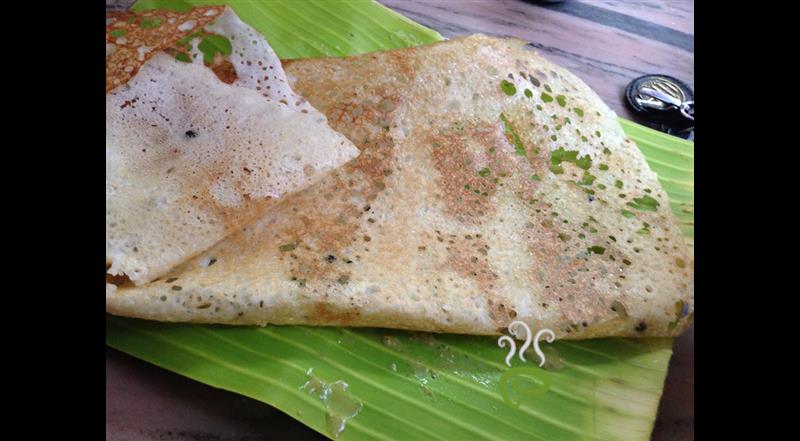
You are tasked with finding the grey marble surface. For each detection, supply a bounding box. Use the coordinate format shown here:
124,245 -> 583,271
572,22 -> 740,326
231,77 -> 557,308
106,1 -> 694,440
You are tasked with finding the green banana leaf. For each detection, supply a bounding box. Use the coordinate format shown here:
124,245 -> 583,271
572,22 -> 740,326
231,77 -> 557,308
108,1 -> 694,440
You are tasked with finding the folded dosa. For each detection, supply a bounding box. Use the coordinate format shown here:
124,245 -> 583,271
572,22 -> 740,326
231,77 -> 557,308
106,8 -> 359,285
107,35 -> 694,339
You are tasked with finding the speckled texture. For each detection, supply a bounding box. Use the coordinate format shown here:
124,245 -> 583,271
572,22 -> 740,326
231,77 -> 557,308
107,35 -> 693,339
106,8 -> 359,285
106,6 -> 224,93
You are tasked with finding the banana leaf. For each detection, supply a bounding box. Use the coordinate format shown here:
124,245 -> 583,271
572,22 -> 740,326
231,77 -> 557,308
108,1 -> 694,440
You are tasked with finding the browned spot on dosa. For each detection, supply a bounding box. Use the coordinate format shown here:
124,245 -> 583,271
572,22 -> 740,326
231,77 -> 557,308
429,125 -> 503,224
486,296 -> 518,327
430,120 -> 550,225
525,224 -> 630,334
441,234 -> 516,327
210,56 -> 238,84
106,6 -> 224,93
106,272 -> 134,288
285,206 -> 362,283
444,236 -> 498,293
179,163 -> 273,239
311,302 -> 360,325
270,93 -> 399,287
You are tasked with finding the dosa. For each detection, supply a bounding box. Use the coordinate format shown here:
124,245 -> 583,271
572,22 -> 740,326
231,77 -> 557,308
107,35 -> 693,339
106,8 -> 359,285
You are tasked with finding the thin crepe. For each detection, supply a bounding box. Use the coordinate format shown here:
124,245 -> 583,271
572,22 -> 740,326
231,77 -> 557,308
107,35 -> 694,339
106,7 -> 359,285
106,6 -> 225,93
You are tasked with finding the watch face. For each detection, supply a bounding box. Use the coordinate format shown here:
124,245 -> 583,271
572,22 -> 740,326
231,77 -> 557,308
625,74 -> 693,130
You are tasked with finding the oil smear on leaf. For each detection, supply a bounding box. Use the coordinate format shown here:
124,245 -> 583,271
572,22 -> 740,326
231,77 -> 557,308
498,367 -> 550,409
534,345 -> 566,372
301,369 -> 364,438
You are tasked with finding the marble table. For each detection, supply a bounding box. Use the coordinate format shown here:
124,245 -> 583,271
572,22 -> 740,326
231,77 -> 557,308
106,1 -> 694,440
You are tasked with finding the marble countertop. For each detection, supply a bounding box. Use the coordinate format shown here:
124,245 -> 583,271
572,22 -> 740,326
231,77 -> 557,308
106,1 -> 694,440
